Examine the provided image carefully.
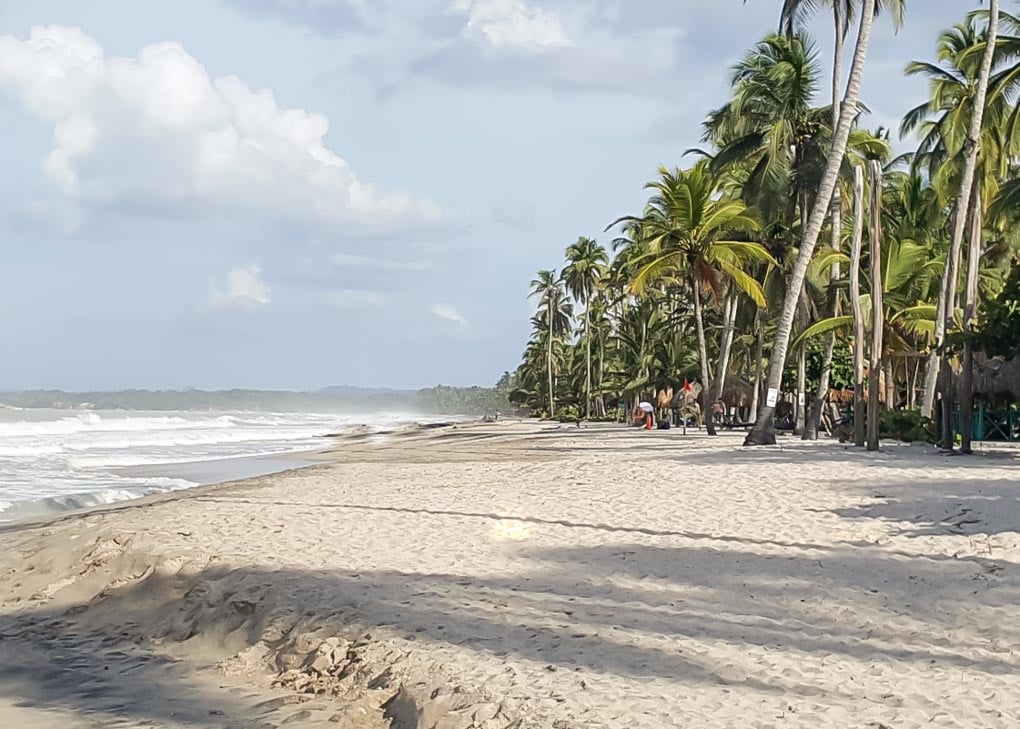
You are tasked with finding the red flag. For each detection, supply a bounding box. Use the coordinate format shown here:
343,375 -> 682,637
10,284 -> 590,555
683,378 -> 692,392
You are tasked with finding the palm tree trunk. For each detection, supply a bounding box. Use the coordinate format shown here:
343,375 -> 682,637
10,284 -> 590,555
749,312 -> 765,423
849,166 -> 867,447
547,313 -> 555,419
908,358 -> 919,411
598,333 -> 606,418
867,160 -> 885,451
923,0 -> 999,423
745,0 -> 877,446
884,358 -> 895,410
584,304 -> 592,420
795,343 -> 807,435
961,188 -> 984,454
805,0 -> 848,442
692,275 -> 717,436
714,294 -> 738,402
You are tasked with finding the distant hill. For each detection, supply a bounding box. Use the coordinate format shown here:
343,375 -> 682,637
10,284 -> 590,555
0,385 -> 510,416
317,385 -> 416,398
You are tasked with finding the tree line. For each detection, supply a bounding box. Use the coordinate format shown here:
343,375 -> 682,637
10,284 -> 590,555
512,0 -> 1020,450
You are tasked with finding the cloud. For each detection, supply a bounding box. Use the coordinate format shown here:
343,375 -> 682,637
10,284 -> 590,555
407,2 -> 682,95
225,0 -> 365,34
0,25 -> 441,233
451,0 -> 570,50
208,265 -> 271,309
431,303 -> 468,327
226,0 -> 683,96
329,253 -> 433,272
322,288 -> 386,308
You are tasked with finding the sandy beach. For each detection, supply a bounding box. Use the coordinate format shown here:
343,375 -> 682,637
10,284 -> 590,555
1,421 -> 1018,728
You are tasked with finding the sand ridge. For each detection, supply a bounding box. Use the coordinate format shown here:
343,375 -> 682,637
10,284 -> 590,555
1,422 -> 1019,727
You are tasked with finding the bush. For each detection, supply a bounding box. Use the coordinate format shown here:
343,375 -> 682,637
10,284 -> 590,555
556,405 -> 581,423
880,409 -> 935,444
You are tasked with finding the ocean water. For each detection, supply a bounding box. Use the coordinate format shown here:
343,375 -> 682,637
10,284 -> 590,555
0,409 -> 426,523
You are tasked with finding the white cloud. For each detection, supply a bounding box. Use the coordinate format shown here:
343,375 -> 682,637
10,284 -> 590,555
431,303 -> 468,327
322,288 -> 386,308
0,25 -> 441,232
208,265 -> 271,309
451,0 -> 570,50
329,253 -> 433,272
406,2 -> 681,95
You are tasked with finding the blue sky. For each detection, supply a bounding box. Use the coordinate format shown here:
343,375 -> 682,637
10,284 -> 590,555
0,0 -> 974,390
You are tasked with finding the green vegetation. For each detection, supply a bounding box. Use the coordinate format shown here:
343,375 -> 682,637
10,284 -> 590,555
0,386 -> 510,417
512,1 -> 1020,450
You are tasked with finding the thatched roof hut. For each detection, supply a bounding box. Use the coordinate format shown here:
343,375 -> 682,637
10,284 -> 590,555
669,382 -> 702,410
959,354 -> 1020,403
719,376 -> 754,409
664,378 -> 753,409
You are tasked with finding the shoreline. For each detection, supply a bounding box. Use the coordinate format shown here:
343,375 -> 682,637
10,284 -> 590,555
0,418 -> 467,530
1,423 -> 1018,727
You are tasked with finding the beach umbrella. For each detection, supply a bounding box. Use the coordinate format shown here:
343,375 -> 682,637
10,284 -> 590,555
638,402 -> 654,413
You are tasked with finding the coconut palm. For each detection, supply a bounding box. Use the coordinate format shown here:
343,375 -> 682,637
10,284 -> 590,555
902,8 -> 1005,426
610,161 -> 773,436
529,270 -> 573,418
562,237 -> 609,419
745,0 -> 880,446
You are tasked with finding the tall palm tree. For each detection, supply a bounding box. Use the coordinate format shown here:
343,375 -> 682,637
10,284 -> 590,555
902,10 -> 1005,422
766,4 -> 906,433
562,237 -> 609,419
529,270 -> 573,418
745,0 -> 880,446
702,32 -> 822,234
611,162 -> 772,436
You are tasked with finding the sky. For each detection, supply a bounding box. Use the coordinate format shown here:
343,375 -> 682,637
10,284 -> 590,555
0,0 -> 979,391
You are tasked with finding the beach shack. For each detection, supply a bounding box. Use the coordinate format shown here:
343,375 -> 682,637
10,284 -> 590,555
955,354 -> 1020,442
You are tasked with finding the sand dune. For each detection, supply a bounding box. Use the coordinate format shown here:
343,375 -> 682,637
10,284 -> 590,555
1,422 -> 1018,727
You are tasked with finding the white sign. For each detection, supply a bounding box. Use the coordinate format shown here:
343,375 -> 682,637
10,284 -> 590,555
798,392 -> 806,406
766,388 -> 779,407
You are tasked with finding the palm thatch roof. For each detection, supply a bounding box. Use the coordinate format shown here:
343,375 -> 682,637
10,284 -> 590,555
959,353 -> 1020,403
719,376 -> 754,408
664,378 -> 752,408
669,382 -> 703,409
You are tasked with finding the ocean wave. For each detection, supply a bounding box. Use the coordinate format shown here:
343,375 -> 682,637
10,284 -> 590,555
0,477 -> 198,522
0,413 -> 246,437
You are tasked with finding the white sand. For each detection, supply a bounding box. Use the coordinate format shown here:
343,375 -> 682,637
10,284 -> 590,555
1,422 -> 1018,728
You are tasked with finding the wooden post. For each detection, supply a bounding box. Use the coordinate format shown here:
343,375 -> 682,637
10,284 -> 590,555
849,166 -> 867,447
867,160 -> 884,452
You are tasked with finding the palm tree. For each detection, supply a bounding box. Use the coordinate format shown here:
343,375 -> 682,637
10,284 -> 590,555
764,4 -> 906,437
745,0 -> 880,446
562,237 -> 609,419
902,9 -> 1004,426
529,270 -> 573,418
702,32 -> 822,235
611,161 -> 772,436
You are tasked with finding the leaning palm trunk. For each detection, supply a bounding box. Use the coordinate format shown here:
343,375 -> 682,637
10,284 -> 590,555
745,0 -> 877,446
714,295 -> 738,403
805,1 -> 848,442
922,0 -> 1000,425
849,166 -> 867,447
692,275 -> 717,436
961,188 -> 984,454
867,160 -> 885,451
